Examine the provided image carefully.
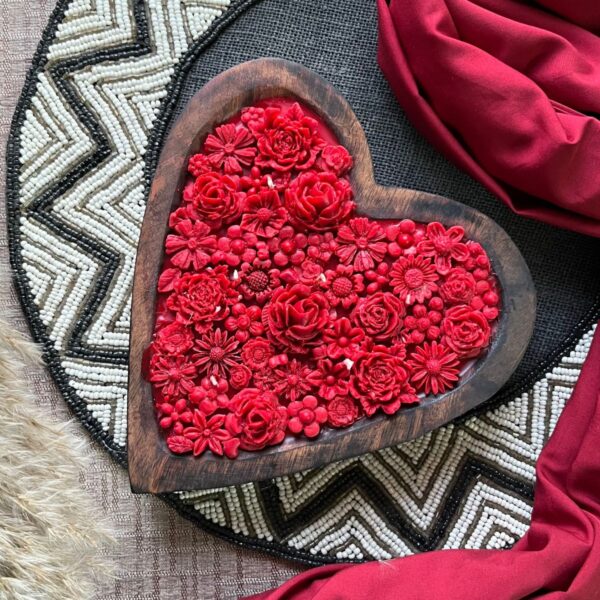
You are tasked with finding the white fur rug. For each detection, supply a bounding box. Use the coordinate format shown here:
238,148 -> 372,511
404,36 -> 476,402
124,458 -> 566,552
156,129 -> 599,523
0,320 -> 112,599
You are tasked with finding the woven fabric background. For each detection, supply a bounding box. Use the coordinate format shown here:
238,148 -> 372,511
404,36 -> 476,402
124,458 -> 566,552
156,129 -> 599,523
0,2 -> 300,598
3,0 -> 600,593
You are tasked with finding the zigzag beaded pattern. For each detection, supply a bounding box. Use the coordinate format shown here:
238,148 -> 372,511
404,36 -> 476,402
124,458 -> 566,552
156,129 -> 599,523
6,0 -> 597,563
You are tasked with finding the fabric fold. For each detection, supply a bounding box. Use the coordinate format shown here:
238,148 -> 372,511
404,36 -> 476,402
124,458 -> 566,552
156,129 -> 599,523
244,321 -> 600,599
377,0 -> 600,237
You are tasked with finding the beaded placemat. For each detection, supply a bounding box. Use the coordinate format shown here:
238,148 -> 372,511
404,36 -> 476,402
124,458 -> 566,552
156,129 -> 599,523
7,0 -> 600,563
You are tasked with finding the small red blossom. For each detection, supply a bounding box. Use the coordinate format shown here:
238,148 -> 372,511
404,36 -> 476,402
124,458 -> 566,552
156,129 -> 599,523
241,337 -> 274,370
149,354 -> 196,398
203,123 -> 256,174
268,225 -> 307,267
224,302 -> 264,342
390,255 -> 439,305
238,258 -> 281,304
215,225 -> 259,267
157,398 -> 193,432
322,264 -> 364,309
240,166 -> 291,194
229,364 -> 252,390
187,153 -> 212,177
153,322 -> 194,355
272,358 -> 316,403
408,342 -> 460,395
318,144 -> 353,176
442,305 -> 491,358
165,219 -> 216,270
189,375 -> 230,415
417,222 -> 470,275
182,410 -> 240,458
320,317 -> 365,360
440,267 -> 476,305
307,359 -> 350,401
240,189 -> 287,238
307,232 -> 337,263
336,217 -> 387,271
193,328 -> 240,376
287,395 -> 328,438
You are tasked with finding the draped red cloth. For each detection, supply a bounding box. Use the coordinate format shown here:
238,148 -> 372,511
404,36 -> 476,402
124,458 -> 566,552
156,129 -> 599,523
376,0 -> 600,237
244,321 -> 600,600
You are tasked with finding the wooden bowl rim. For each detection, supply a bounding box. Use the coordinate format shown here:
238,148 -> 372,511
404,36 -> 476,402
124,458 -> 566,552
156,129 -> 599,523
128,58 -> 536,493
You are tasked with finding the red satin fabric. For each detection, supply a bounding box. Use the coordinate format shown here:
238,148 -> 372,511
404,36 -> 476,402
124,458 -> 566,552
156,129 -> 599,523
377,0 -> 600,237
244,321 -> 600,600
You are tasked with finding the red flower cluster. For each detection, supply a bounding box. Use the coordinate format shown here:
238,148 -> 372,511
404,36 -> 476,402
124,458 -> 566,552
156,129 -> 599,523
146,98 -> 501,459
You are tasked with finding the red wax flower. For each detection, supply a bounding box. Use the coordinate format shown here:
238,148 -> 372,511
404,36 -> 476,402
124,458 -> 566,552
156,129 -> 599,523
287,395 -> 328,438
442,305 -> 491,358
285,171 -> 354,232
230,388 -> 287,451
352,292 -> 405,341
418,222 -> 470,275
350,349 -> 413,416
254,103 -> 324,172
167,268 -> 234,334
390,254 -> 439,305
240,337 -> 274,370
193,328 -> 240,376
203,123 -> 257,174
240,189 -> 288,238
238,258 -> 280,304
320,317 -> 365,360
165,219 -> 216,270
264,284 -> 330,353
307,359 -> 350,401
440,267 -> 476,305
184,171 -> 244,229
181,410 -> 240,458
322,264 -> 364,308
149,97 -> 503,458
336,217 -> 387,271
224,302 -> 264,342
149,354 -> 196,399
153,322 -> 194,355
273,358 -> 316,403
327,396 -> 360,428
408,342 -> 460,395
318,144 -> 353,176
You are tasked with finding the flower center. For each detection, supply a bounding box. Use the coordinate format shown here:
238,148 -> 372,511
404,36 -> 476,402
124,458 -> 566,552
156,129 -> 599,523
168,368 -> 181,380
433,237 -> 451,254
256,207 -> 273,222
404,268 -> 425,289
355,236 -> 369,250
209,347 -> 225,362
187,238 -> 199,249
224,143 -> 236,154
246,270 -> 269,291
425,358 -> 441,374
332,276 -> 353,297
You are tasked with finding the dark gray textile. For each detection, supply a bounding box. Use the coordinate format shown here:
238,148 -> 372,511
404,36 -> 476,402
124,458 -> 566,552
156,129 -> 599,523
166,0 -> 600,393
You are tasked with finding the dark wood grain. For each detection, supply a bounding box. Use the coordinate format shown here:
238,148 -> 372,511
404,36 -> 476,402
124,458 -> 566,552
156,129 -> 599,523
128,58 -> 536,494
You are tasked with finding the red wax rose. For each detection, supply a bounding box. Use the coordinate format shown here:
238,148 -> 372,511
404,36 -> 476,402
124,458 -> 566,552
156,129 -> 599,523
442,305 -> 491,358
440,267 -> 476,305
241,337 -> 274,370
350,349 -> 413,416
229,363 -> 252,390
153,322 -> 194,355
318,144 -> 353,176
184,171 -> 244,229
327,396 -> 360,428
284,171 -> 354,232
230,388 -> 287,451
254,103 -> 324,172
352,292 -> 405,341
166,267 -> 234,334
264,283 -> 330,353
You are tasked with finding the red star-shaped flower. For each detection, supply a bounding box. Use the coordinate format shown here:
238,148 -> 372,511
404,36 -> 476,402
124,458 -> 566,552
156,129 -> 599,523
165,219 -> 216,270
336,217 -> 388,271
407,341 -> 460,395
390,255 -> 439,305
193,328 -> 240,377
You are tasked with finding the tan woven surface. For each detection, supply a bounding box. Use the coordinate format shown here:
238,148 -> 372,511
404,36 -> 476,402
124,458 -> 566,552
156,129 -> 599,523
0,2 -> 301,598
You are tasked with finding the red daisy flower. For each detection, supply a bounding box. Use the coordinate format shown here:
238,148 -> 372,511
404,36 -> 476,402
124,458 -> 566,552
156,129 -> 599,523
407,341 -> 460,395
238,258 -> 281,304
320,317 -> 365,360
240,189 -> 288,238
149,354 -> 196,398
336,217 -> 388,271
193,329 -> 240,377
240,337 -> 274,371
390,255 -> 439,305
417,222 -> 470,275
165,219 -> 216,270
272,359 -> 316,403
187,153 -> 212,177
307,359 -> 350,401
182,410 -> 240,458
322,264 -> 364,309
203,123 -> 257,174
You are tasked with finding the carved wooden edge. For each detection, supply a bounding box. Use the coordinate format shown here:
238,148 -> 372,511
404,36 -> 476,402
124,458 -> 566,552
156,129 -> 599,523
128,58 -> 536,494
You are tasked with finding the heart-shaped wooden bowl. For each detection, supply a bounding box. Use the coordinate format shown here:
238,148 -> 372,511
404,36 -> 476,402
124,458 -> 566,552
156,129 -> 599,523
128,58 -> 535,494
